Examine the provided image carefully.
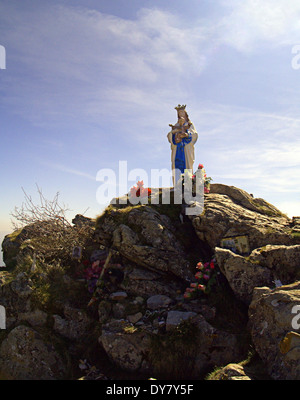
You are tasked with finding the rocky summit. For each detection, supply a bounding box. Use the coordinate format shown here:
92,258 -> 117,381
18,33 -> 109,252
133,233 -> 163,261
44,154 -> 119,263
1,183 -> 300,380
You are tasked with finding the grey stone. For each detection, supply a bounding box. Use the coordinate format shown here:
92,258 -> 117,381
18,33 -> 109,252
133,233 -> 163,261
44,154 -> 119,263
0,325 -> 67,380
18,309 -> 48,327
146,295 -> 172,310
99,319 -> 151,372
110,291 -> 128,301
166,310 -> 197,331
53,305 -> 93,340
215,247 -> 273,304
215,244 -> 300,304
10,272 -> 33,298
95,205 -> 194,282
189,184 -> 293,252
127,312 -> 143,324
249,281 -> 300,380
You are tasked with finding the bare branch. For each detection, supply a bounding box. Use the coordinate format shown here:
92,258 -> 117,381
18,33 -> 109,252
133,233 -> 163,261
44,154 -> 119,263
10,186 -> 93,264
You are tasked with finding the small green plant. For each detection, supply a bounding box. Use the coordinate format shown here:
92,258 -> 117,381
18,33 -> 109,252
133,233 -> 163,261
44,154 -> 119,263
291,231 -> 300,239
123,325 -> 138,334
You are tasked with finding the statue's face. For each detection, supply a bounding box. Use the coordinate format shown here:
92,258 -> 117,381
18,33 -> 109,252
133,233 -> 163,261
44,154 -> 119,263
178,109 -> 186,120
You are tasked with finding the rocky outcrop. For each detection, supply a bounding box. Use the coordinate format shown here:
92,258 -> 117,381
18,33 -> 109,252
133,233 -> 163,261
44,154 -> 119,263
98,310 -> 248,379
209,184 -> 285,216
189,183 -> 293,252
248,244 -> 300,283
119,264 -> 183,298
215,247 -> 273,304
208,363 -> 252,380
72,214 -> 94,228
53,304 -> 94,340
99,319 -> 151,373
248,281 -> 300,380
0,271 -> 35,329
1,183 -> 300,380
0,325 -> 67,380
95,206 -> 194,282
2,229 -> 28,270
215,244 -> 300,304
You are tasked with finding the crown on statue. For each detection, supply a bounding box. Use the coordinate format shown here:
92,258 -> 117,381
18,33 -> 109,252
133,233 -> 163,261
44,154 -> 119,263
175,104 -> 186,111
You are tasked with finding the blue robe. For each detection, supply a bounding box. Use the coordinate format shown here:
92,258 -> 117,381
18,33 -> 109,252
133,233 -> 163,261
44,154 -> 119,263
172,130 -> 192,183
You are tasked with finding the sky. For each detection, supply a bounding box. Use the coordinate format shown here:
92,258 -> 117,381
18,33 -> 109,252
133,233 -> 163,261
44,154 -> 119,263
1,0 -> 300,264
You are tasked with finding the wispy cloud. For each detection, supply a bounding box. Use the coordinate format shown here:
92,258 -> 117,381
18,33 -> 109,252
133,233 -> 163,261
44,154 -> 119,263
0,4 -> 211,126
219,0 -> 300,51
44,162 -> 96,181
195,104 -> 300,198
2,2 -> 300,131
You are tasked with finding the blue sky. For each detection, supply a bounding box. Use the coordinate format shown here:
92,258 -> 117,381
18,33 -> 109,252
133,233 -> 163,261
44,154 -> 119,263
1,0 -> 300,263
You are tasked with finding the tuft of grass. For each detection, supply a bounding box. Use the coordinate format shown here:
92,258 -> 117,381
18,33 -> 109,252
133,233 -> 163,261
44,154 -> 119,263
6,228 -> 23,241
95,204 -> 149,229
205,349 -> 271,380
249,197 -> 288,219
149,320 -> 200,379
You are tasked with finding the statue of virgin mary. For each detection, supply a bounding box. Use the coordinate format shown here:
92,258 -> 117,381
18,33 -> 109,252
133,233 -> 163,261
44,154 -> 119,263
167,105 -> 198,186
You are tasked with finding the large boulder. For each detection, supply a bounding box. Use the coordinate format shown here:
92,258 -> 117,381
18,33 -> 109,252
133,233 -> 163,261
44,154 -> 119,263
215,244 -> 300,304
209,184 -> 286,216
99,319 -> 151,373
191,314 -> 247,377
95,205 -> 194,282
53,304 -> 94,340
215,247 -> 273,304
112,224 -> 192,281
189,184 -> 294,252
2,229 -> 28,270
248,244 -> 300,284
0,271 -> 34,329
248,281 -> 300,380
120,264 -> 184,298
0,266 -> 94,379
0,325 -> 68,380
